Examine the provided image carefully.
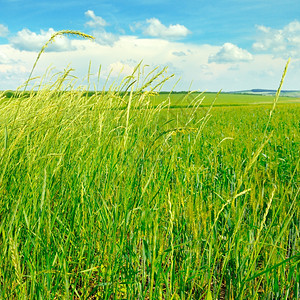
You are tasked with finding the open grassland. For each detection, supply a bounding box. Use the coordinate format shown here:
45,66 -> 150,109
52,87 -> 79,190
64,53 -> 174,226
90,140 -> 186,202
0,67 -> 299,299
151,92 -> 300,107
3,90 -> 300,109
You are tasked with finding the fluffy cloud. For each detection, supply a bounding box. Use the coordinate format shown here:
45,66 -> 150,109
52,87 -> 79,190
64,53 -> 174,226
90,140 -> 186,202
85,10 -> 107,27
0,24 -> 9,37
9,28 -> 76,52
253,21 -> 300,58
0,48 -> 21,65
143,18 -> 191,40
1,17 -> 299,92
107,61 -> 135,77
0,51 -> 11,64
0,45 -> 34,89
92,31 -> 119,46
208,43 -> 253,63
85,10 -> 118,46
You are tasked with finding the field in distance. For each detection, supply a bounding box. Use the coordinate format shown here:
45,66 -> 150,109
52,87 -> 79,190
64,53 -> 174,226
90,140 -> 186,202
151,91 -> 300,107
2,90 -> 300,108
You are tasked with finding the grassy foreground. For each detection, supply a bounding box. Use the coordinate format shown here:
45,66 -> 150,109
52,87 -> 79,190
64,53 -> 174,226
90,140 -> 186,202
0,67 -> 299,299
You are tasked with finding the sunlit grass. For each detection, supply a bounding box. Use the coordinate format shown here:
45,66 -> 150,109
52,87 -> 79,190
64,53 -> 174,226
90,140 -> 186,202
0,51 -> 299,299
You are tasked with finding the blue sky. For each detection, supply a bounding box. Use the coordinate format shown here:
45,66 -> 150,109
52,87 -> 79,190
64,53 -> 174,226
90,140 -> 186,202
0,0 -> 300,91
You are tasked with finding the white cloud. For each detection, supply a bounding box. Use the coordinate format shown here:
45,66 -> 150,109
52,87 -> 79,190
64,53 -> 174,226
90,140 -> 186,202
0,51 -> 12,64
9,28 -> 76,52
92,30 -> 119,46
253,20 -> 300,58
85,10 -> 107,27
172,51 -> 187,57
0,49 -> 21,66
0,45 -> 34,89
0,24 -> 9,37
208,43 -> 253,64
256,25 -> 270,34
143,18 -> 191,40
84,10 -> 118,46
107,61 -> 135,77
0,32 -> 299,92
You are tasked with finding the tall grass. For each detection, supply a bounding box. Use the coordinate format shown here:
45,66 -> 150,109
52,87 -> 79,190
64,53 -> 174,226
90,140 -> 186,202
0,36 -> 299,299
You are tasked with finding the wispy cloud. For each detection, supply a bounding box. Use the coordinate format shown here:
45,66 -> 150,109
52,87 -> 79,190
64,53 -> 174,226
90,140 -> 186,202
0,24 -> 9,37
84,10 -> 119,46
85,10 -> 107,27
253,20 -> 300,58
172,51 -> 187,57
209,43 -> 253,64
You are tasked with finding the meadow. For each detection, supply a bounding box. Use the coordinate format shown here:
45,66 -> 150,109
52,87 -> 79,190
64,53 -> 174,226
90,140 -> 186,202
151,91 -> 300,107
0,52 -> 299,298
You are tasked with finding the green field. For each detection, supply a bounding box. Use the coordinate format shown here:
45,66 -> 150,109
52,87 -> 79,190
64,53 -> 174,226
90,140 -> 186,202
3,88 -> 300,109
151,91 -> 300,107
0,64 -> 299,299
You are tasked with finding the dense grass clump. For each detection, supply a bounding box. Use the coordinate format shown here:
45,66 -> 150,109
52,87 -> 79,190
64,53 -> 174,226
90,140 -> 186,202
0,65 -> 299,299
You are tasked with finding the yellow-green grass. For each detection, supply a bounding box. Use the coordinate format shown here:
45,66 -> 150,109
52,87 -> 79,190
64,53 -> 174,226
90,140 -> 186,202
0,60 -> 299,299
0,69 -> 299,299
